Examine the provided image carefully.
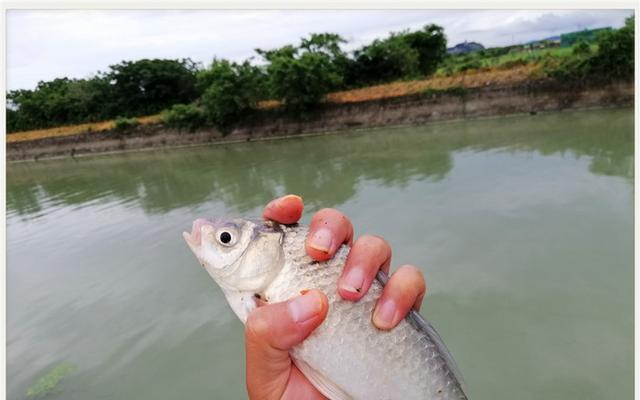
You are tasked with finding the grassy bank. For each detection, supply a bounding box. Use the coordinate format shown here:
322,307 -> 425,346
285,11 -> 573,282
8,18 -> 632,137
6,115 -> 163,144
8,64 -> 539,144
7,16 -> 634,144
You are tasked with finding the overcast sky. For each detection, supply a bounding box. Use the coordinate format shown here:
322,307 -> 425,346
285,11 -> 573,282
7,9 -> 633,91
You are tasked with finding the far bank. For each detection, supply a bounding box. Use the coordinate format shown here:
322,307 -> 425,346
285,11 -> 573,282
6,79 -> 633,162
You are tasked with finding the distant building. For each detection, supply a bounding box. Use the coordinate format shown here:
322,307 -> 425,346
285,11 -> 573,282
523,38 -> 561,50
447,41 -> 485,55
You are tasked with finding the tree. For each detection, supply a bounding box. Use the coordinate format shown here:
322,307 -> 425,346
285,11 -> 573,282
6,59 -> 200,133
588,16 -> 634,80
107,58 -> 200,116
349,34 -> 421,86
548,17 -> 634,82
344,24 -> 446,88
199,59 -> 265,130
402,24 -> 447,75
257,33 -> 346,113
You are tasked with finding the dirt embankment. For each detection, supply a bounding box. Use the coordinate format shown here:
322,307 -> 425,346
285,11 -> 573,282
6,79 -> 633,162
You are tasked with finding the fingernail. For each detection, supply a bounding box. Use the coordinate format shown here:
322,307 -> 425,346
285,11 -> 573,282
340,267 -> 365,294
288,291 -> 323,323
308,228 -> 333,253
373,298 -> 398,328
282,194 -> 303,202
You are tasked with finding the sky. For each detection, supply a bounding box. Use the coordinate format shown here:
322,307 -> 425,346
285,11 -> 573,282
6,9 -> 633,91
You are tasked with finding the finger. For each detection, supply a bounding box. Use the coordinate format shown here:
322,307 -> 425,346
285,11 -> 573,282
245,290 -> 328,399
338,235 -> 391,301
263,194 -> 304,224
372,265 -> 426,331
305,208 -> 354,261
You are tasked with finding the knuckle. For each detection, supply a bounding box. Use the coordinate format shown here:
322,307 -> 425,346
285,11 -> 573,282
313,208 -> 349,224
355,235 -> 390,253
394,264 -> 426,292
315,208 -> 339,218
397,264 -> 422,276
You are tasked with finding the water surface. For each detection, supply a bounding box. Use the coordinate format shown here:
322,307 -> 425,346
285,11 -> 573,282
7,108 -> 634,400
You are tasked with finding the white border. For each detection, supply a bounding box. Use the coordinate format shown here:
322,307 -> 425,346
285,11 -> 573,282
1,3 -> 638,400
0,0 -> 638,9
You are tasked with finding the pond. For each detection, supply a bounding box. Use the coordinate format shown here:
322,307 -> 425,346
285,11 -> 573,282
7,108 -> 634,400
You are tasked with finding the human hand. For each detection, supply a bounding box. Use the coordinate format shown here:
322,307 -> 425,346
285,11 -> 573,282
244,195 -> 427,400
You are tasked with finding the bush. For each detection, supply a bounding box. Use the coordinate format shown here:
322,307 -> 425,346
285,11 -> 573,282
546,17 -> 634,82
345,25 -> 446,87
6,58 -> 200,133
401,24 -> 447,75
458,59 -> 484,72
199,59 -> 265,131
587,16 -> 634,80
258,34 -> 345,114
572,41 -> 592,56
349,35 -> 420,86
113,116 -> 139,132
108,58 -> 200,116
161,103 -> 206,132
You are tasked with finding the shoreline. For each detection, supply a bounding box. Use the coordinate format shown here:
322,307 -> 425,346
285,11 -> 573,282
7,79 -> 634,163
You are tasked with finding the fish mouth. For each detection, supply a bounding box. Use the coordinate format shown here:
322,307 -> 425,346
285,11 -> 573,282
183,218 -> 212,257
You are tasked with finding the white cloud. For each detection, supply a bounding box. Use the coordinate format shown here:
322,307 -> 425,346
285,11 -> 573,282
6,9 -> 633,91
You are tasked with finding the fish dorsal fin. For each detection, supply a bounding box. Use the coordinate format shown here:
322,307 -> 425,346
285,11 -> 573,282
292,356 -> 353,400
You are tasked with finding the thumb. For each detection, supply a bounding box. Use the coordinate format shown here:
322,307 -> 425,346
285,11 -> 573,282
245,290 -> 328,400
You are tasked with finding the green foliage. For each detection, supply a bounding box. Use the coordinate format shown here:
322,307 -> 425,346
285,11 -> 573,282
7,58 -> 199,133
161,103 -> 206,132
346,25 -> 446,87
572,40 -> 592,56
438,45 -> 574,76
547,17 -> 634,82
587,17 -> 634,80
26,362 -> 76,399
199,59 -> 265,130
402,24 -> 447,75
4,25 -> 447,133
8,20 -> 631,134
349,35 -> 420,86
561,27 -> 612,47
113,116 -> 139,131
7,76 -> 113,132
257,33 -> 346,114
108,58 -> 200,116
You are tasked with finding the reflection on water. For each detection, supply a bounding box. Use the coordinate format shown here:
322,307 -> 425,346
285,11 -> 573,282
8,108 -> 633,218
6,108 -> 633,400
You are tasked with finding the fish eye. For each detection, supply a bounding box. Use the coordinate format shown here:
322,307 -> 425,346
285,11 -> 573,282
218,230 -> 234,246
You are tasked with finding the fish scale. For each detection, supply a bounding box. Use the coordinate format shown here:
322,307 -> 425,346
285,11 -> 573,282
263,224 -> 468,400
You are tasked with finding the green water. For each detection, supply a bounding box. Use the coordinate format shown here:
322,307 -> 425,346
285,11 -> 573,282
7,108 -> 634,400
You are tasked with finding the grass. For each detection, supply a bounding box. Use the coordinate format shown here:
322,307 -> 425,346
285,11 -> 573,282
485,46 -> 574,66
436,44 -> 598,76
326,64 -> 539,103
26,362 -> 76,399
7,114 -> 162,144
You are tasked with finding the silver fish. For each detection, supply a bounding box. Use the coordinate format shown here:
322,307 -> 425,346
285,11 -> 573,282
183,217 -> 468,400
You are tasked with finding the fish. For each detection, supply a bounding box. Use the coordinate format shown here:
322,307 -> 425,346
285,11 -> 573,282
183,217 -> 468,400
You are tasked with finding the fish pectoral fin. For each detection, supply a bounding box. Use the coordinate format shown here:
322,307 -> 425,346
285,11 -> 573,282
292,356 -> 353,400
